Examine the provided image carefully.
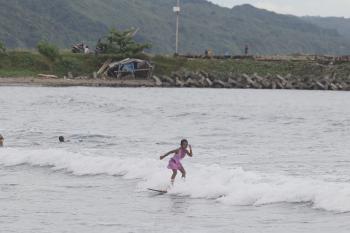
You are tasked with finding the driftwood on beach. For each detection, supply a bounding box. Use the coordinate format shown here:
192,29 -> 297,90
151,70 -> 350,91
38,74 -> 59,79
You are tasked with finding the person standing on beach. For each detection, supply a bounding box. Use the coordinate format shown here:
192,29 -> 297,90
84,45 -> 90,54
160,139 -> 193,185
244,44 -> 249,56
0,134 -> 4,147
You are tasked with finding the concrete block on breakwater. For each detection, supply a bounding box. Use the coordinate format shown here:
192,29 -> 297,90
152,70 -> 350,91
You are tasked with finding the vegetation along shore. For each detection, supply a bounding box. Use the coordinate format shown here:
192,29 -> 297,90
1,50 -> 350,90
1,27 -> 350,91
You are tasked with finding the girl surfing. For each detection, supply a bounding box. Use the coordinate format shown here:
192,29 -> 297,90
160,139 -> 193,184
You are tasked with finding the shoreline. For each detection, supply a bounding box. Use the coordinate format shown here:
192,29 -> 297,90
0,76 -> 349,91
1,52 -> 350,90
2,64 -> 350,91
0,77 -> 155,88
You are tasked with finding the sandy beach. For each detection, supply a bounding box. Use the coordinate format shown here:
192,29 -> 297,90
0,77 -> 155,87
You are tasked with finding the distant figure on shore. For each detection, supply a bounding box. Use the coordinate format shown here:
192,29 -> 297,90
204,49 -> 213,58
0,134 -> 4,147
59,136 -> 65,143
244,44 -> 249,56
84,45 -> 90,54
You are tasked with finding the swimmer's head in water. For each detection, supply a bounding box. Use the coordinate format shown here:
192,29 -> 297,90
180,139 -> 188,148
0,134 -> 3,147
59,136 -> 65,143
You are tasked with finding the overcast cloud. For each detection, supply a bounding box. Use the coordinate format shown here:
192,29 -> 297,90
209,0 -> 350,17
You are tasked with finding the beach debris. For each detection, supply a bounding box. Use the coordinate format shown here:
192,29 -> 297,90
98,58 -> 153,79
97,59 -> 112,76
71,42 -> 85,53
37,74 -> 59,79
71,42 -> 91,54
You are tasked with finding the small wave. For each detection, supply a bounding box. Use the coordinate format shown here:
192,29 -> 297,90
60,185 -> 101,189
70,134 -> 115,140
0,148 -> 350,213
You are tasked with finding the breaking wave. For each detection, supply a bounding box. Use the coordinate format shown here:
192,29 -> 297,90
1,148 -> 350,213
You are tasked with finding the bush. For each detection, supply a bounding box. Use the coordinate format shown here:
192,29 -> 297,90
0,41 -> 5,53
37,41 -> 60,62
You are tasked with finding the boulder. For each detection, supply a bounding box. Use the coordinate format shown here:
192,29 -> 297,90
227,78 -> 238,88
316,81 -> 326,90
197,77 -> 206,87
152,75 -> 162,86
161,75 -> 175,85
330,83 -> 338,91
68,72 -> 74,79
161,82 -> 172,87
185,78 -> 200,87
205,78 -> 213,87
175,77 -> 185,87
199,71 -> 209,78
213,80 -> 228,88
242,73 -> 261,89
339,82 -> 348,91
253,73 -> 263,82
275,79 -> 284,89
271,81 -> 277,89
242,74 -> 254,87
261,75 -> 272,89
190,72 -> 203,81
276,75 -> 287,87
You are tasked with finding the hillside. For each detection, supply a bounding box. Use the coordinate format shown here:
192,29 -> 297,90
303,16 -> 350,39
0,0 -> 107,48
1,0 -> 350,55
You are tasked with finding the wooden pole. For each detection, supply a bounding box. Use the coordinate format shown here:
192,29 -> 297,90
175,0 -> 180,55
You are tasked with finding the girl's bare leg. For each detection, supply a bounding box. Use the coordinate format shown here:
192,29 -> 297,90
179,167 -> 186,179
171,169 -> 177,185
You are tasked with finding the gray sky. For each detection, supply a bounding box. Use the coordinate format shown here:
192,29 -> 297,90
209,0 -> 350,17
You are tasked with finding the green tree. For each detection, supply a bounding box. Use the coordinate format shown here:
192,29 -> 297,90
99,28 -> 151,56
37,41 -> 60,62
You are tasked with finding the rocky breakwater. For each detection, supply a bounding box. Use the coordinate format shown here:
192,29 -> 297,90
152,70 -> 350,91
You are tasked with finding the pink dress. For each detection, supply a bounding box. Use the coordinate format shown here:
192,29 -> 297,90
167,148 -> 187,170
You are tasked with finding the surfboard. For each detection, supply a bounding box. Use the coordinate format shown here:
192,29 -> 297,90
148,188 -> 167,194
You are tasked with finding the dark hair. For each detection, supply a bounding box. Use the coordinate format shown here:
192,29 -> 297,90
0,134 -> 3,140
180,139 -> 188,145
59,136 -> 65,142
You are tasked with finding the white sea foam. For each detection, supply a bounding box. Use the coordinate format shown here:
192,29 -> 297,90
1,148 -> 350,213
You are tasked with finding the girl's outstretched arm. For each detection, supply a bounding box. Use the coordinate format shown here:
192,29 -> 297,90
160,149 -> 177,160
187,145 -> 193,157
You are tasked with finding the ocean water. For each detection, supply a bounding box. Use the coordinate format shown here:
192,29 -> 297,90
0,86 -> 350,233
